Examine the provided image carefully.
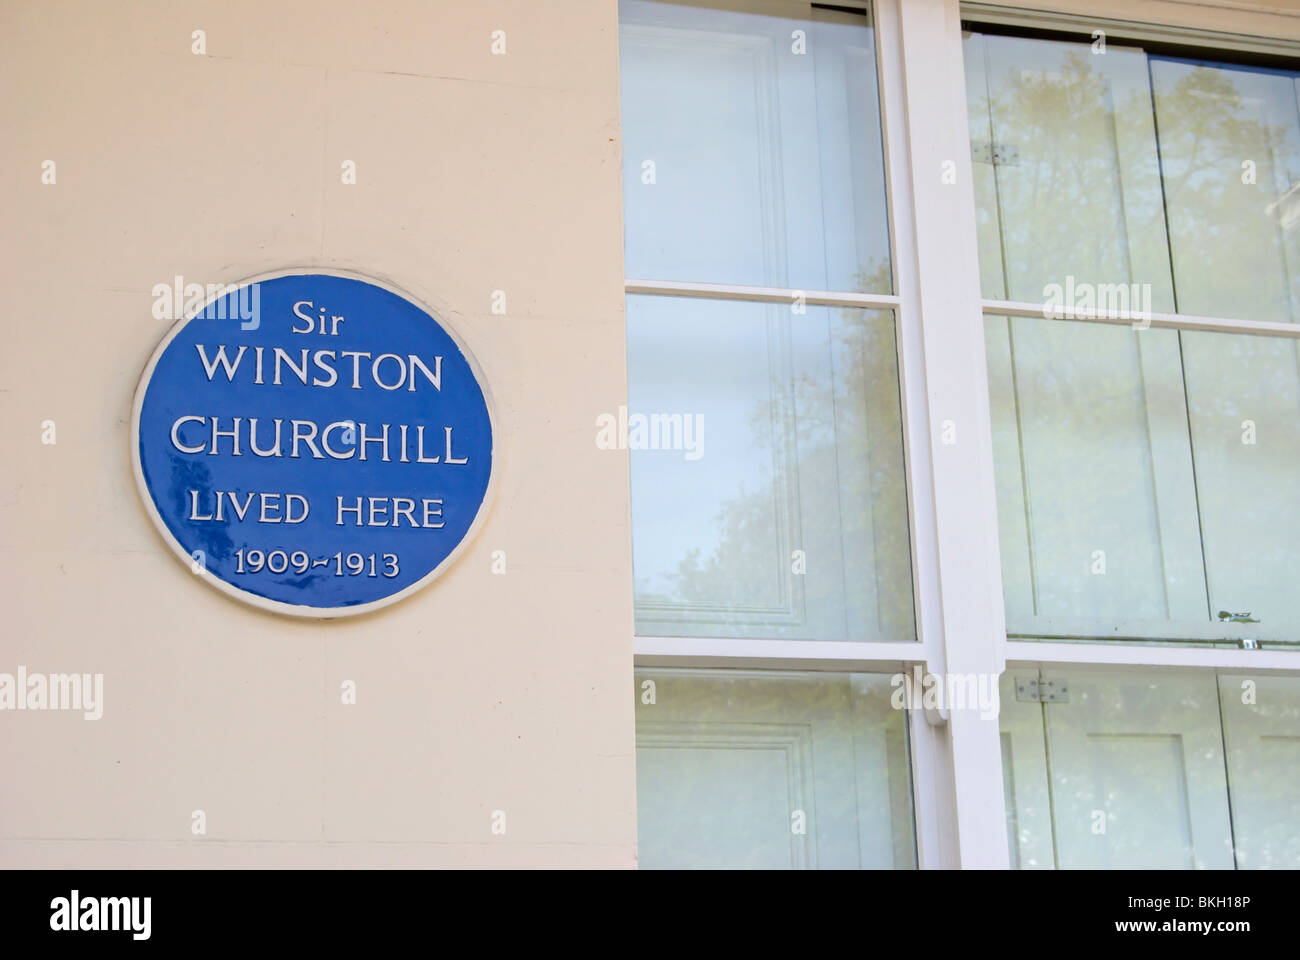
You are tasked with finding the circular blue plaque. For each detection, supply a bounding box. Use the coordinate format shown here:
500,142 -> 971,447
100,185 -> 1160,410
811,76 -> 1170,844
132,270 -> 495,617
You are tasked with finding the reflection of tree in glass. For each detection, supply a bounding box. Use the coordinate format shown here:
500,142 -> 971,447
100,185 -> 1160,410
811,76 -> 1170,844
972,48 -> 1298,316
654,260 -> 915,642
971,41 -> 1300,626
1154,64 -> 1300,324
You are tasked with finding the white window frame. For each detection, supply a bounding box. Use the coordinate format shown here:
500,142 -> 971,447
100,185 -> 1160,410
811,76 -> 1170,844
623,0 -> 1300,869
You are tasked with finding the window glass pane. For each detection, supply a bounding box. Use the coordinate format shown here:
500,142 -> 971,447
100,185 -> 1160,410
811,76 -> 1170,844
968,31 -> 1300,641
1180,331 -> 1300,630
965,37 -> 1300,321
1219,674 -> 1300,868
987,314 -> 1300,639
635,669 -> 915,868
1042,669 -> 1232,868
1151,60 -> 1300,633
1000,672 -> 1054,868
964,33 -> 1175,308
1002,668 -> 1228,869
1002,668 -> 1300,869
985,316 -> 1204,629
619,0 -> 892,292
1151,58 -> 1300,325
628,296 -> 914,642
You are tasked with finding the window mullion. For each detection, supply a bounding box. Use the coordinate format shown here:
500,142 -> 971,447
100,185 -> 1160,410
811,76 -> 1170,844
883,0 -> 1010,868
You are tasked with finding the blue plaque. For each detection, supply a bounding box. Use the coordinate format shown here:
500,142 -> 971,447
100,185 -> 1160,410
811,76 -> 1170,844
131,271 -> 496,617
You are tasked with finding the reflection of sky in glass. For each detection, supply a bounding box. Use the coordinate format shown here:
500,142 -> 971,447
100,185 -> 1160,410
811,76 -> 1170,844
627,296 -> 913,643
628,298 -> 775,600
618,1 -> 906,644
619,0 -> 892,292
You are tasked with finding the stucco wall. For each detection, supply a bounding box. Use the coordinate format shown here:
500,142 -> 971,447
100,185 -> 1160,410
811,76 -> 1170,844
0,0 -> 636,867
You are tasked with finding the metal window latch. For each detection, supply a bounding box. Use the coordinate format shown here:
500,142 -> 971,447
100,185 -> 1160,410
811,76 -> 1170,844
1015,677 -> 1069,703
1217,610 -> 1259,623
972,141 -> 1019,166
1217,610 -> 1261,648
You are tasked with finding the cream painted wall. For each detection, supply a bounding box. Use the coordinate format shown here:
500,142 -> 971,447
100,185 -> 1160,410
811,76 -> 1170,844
0,0 -> 636,867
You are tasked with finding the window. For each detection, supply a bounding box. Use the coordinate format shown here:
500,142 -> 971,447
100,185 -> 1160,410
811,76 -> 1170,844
1001,668 -> 1300,868
622,0 -> 1300,869
635,669 -> 915,868
622,0 -> 912,647
621,0 -> 892,292
967,29 -> 1300,644
972,21 -> 1300,870
622,0 -> 918,868
628,299 -> 911,643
